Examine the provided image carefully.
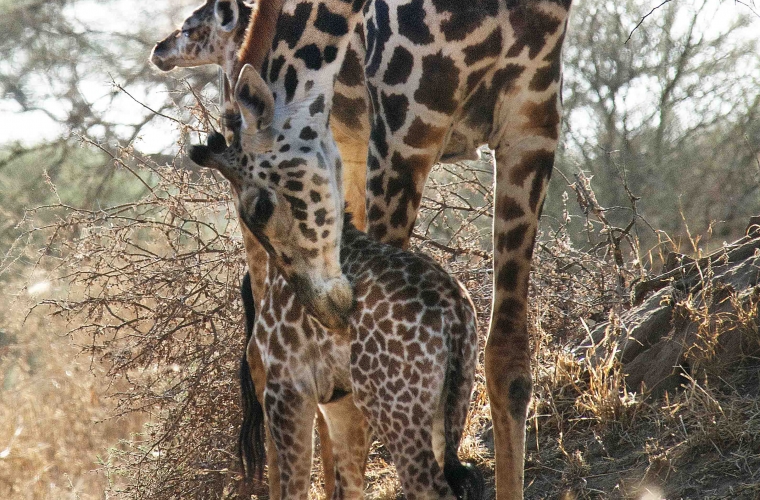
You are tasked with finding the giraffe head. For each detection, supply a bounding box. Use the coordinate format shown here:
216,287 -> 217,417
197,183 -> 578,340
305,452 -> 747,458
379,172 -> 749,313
189,65 -> 353,330
150,0 -> 252,73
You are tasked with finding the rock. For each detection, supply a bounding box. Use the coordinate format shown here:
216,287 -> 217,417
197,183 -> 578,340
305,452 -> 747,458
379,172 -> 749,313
589,218 -> 760,398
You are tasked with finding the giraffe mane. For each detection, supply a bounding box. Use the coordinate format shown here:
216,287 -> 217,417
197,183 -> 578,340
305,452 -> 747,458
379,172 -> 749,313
235,0 -> 285,75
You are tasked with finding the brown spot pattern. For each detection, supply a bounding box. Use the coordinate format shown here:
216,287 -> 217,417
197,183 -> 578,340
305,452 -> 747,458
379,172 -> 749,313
246,218 -> 478,498
414,52 -> 460,115
521,94 -> 560,139
403,117 -> 447,149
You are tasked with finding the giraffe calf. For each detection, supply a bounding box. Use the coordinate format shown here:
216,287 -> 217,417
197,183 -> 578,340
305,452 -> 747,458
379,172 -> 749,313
190,130 -> 484,499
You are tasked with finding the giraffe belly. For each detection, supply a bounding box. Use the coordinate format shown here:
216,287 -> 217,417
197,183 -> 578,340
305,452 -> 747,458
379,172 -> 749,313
440,127 -> 488,163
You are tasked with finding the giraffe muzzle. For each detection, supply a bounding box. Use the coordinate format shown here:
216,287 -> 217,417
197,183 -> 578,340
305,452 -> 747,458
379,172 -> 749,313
290,274 -> 354,332
150,31 -> 180,72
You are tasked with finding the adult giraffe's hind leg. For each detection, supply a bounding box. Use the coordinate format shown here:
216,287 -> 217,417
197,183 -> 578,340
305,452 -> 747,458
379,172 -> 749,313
487,94 -> 562,498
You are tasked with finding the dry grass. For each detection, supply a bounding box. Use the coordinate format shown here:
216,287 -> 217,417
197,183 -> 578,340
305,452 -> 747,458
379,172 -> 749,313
521,198 -> 760,499
0,285 -> 143,499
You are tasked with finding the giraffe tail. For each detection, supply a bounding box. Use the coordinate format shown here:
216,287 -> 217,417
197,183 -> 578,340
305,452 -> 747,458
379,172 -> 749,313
238,271 -> 266,481
444,457 -> 484,500
442,299 -> 484,500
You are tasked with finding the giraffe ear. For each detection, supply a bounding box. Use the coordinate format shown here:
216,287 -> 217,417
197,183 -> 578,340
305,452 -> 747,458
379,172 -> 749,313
235,64 -> 275,133
214,0 -> 239,32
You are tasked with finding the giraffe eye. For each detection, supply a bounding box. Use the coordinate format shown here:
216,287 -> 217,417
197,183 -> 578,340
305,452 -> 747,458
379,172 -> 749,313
181,28 -> 193,37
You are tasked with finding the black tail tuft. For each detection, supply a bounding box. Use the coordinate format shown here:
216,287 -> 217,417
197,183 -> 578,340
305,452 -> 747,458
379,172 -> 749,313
238,271 -> 266,481
241,271 -> 256,337
444,460 -> 485,500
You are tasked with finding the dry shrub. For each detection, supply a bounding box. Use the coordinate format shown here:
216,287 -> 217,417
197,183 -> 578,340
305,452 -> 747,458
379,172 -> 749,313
528,180 -> 647,433
7,136 -> 252,498
523,173 -> 760,498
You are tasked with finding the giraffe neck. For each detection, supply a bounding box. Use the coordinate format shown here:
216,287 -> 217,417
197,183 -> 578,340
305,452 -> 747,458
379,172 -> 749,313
237,0 -> 285,74
222,45 -> 240,82
262,0 -> 364,135
207,1 -> 253,85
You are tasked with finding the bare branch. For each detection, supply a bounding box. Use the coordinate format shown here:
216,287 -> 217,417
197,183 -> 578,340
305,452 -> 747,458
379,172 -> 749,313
625,0 -> 674,44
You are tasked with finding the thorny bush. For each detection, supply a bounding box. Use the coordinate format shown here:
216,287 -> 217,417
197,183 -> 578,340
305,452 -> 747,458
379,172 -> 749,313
14,138 -> 251,497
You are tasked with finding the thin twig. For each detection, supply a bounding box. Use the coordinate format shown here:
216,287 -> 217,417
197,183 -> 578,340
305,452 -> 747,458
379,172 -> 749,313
626,0 -> 674,44
110,77 -> 184,125
411,232 -> 492,259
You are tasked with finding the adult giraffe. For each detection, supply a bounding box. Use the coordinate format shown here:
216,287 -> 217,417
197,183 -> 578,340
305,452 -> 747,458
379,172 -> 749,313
153,0 -> 571,496
235,0 -> 572,496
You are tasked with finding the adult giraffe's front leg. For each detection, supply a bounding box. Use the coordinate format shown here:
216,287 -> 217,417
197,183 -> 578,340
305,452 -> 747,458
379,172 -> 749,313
319,395 -> 371,499
331,29 -> 371,232
332,122 -> 369,231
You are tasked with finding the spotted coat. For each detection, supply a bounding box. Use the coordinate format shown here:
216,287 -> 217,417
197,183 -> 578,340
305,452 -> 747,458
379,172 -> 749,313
156,0 -> 572,496
190,129 -> 482,498
228,0 -> 572,496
